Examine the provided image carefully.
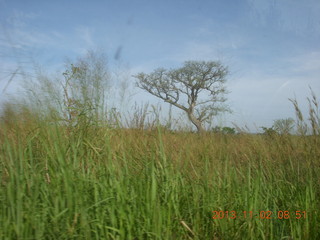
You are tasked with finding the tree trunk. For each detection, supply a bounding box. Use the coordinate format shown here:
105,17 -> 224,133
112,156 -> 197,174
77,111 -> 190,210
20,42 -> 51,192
187,112 -> 205,134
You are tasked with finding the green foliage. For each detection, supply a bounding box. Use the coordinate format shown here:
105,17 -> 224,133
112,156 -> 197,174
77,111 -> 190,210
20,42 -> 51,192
1,57 -> 320,239
262,118 -> 295,136
212,126 -> 236,134
260,126 -> 278,137
0,107 -> 319,239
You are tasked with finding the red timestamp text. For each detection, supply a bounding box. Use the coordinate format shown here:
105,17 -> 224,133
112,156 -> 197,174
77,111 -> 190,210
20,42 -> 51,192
212,210 -> 307,220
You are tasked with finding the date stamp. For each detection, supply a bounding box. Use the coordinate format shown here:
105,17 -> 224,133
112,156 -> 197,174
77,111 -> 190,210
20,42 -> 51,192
212,210 -> 307,220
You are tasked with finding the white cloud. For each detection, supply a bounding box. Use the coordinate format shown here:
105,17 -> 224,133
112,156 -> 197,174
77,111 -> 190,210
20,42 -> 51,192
4,9 -> 38,29
246,0 -> 320,36
287,51 -> 320,73
1,9 -> 65,52
227,48 -> 320,130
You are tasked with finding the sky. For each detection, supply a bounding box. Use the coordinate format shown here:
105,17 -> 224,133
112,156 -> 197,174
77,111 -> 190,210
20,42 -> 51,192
0,0 -> 320,131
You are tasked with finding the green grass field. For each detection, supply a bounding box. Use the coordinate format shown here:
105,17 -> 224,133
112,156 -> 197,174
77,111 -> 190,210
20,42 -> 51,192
0,109 -> 319,239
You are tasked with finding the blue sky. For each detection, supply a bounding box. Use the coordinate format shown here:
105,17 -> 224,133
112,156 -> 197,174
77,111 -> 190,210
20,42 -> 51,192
0,0 -> 320,131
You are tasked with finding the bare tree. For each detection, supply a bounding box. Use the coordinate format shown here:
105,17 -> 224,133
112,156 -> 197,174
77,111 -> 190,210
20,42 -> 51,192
134,60 -> 229,133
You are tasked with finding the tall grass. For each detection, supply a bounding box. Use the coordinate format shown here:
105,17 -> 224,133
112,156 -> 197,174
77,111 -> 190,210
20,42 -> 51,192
0,100 -> 319,239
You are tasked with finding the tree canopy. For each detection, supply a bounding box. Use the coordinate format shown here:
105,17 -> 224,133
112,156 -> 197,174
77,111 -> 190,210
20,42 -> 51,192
134,60 -> 230,133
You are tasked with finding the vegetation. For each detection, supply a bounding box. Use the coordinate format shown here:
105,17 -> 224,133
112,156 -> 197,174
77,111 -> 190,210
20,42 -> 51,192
273,118 -> 295,135
0,54 -> 319,239
212,126 -> 236,135
0,99 -> 319,239
260,126 -> 278,137
134,61 -> 229,133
